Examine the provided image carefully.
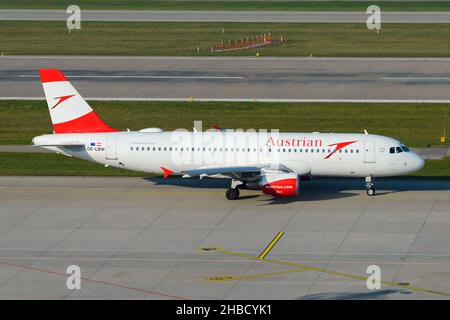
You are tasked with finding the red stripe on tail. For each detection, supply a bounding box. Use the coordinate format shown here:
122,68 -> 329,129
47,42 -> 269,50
39,69 -> 67,83
53,111 -> 118,134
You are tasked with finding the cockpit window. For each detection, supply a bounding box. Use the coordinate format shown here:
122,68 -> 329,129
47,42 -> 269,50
391,145 -> 410,154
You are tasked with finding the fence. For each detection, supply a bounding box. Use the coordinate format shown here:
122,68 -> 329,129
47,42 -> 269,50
208,33 -> 284,52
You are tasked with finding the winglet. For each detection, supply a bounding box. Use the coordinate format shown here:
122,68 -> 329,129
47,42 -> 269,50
161,167 -> 174,179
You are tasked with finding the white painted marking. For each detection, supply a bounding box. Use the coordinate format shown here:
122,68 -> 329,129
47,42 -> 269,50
1,256 -> 450,266
5,55 -> 450,62
1,97 -> 450,103
383,77 -> 450,81
2,247 -> 450,258
19,75 -> 244,80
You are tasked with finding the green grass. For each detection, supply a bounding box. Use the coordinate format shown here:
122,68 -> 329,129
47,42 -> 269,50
0,152 -> 147,176
2,21 -> 450,57
1,1 -> 449,11
0,153 -> 448,178
0,100 -> 448,148
413,157 -> 450,178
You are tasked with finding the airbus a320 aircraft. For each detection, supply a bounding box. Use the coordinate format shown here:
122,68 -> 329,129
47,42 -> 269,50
33,69 -> 424,200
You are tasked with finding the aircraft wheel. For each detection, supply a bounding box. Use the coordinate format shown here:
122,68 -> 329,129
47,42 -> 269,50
366,188 -> 376,196
225,188 -> 240,200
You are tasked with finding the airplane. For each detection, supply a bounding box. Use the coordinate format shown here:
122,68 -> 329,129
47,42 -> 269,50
32,69 -> 425,200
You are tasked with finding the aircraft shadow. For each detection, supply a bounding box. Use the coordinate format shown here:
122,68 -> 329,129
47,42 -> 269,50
144,176 -> 450,202
300,289 -> 411,300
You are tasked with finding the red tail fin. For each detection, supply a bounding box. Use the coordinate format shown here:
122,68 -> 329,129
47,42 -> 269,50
39,69 -> 118,133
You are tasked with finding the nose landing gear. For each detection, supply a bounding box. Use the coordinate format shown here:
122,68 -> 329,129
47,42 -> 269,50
365,176 -> 376,196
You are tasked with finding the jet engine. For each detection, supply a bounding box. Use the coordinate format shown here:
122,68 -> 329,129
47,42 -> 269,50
260,172 -> 299,197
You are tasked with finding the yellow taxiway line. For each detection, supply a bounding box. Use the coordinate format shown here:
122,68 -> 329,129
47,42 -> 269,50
258,231 -> 285,260
199,246 -> 450,298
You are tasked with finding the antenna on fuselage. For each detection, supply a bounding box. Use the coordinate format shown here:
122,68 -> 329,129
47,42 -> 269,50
364,129 -> 369,135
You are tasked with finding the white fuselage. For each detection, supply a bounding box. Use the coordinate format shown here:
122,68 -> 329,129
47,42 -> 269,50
33,130 -> 425,178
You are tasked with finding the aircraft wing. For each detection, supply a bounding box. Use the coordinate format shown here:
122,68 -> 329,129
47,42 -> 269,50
181,163 -> 296,181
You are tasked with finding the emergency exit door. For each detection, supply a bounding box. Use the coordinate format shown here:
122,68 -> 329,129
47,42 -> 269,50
106,138 -> 118,160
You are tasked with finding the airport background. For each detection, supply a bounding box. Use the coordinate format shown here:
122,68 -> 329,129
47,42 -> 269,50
0,0 -> 448,300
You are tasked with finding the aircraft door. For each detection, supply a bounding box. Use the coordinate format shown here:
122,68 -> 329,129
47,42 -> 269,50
106,138 -> 118,160
363,140 -> 376,163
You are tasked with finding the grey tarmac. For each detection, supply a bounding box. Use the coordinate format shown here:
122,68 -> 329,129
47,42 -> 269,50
0,9 -> 449,23
2,56 -> 450,102
0,175 -> 448,299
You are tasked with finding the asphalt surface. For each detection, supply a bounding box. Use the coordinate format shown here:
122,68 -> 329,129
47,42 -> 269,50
1,9 -> 450,23
2,56 -> 450,102
0,175 -> 448,299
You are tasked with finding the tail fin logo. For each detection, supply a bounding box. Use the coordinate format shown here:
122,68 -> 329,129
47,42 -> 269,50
51,94 -> 76,109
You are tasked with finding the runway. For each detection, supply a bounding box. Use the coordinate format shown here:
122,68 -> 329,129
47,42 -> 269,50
0,175 -> 449,299
2,56 -> 450,102
1,9 -> 450,23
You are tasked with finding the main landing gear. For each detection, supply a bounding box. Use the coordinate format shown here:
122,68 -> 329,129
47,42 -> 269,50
226,188 -> 240,200
365,176 -> 376,196
225,180 -> 243,200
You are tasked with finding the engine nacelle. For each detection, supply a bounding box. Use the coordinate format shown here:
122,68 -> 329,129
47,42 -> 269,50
260,172 -> 299,197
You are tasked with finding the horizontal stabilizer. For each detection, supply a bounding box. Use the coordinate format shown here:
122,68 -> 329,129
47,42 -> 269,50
32,141 -> 85,147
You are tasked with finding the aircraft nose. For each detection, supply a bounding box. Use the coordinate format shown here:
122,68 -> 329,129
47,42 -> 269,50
412,153 -> 425,172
